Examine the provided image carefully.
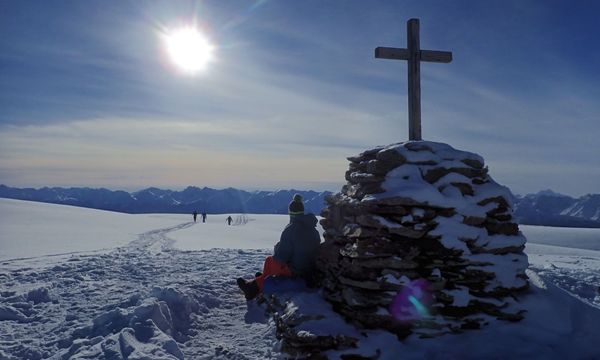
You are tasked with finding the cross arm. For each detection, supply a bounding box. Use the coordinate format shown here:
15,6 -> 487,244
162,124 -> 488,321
375,47 -> 409,60
375,47 -> 452,63
421,50 -> 452,63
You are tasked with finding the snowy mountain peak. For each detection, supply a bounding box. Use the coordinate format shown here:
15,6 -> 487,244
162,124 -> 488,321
514,190 -> 600,227
534,189 -> 570,198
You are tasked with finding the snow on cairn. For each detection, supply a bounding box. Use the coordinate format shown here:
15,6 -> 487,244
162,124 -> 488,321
318,141 -> 529,338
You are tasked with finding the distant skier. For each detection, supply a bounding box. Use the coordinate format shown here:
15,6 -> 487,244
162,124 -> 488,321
202,212 -> 207,223
226,216 -> 233,226
193,211 -> 198,223
237,194 -> 321,300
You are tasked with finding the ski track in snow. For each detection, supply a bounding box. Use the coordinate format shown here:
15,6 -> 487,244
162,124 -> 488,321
539,268 -> 600,308
0,222 -> 279,359
126,222 -> 194,252
530,260 -> 600,309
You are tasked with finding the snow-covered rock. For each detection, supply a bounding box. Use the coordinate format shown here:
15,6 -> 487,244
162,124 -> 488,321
318,141 -> 529,339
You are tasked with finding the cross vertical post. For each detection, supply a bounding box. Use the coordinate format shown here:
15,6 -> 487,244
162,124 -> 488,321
407,19 -> 421,141
375,18 -> 452,141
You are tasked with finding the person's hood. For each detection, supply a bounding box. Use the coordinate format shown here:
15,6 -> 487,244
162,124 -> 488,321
291,213 -> 318,228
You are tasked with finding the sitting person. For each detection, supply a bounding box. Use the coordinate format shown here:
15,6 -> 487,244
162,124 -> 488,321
237,194 -> 321,300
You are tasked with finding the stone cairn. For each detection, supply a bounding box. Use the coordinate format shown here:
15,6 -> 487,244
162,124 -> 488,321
318,141 -> 529,338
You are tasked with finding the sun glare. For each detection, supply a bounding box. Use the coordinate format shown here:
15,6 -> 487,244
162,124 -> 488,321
164,27 -> 214,74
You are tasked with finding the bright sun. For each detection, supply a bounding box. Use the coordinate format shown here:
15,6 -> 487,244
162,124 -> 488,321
164,27 -> 214,74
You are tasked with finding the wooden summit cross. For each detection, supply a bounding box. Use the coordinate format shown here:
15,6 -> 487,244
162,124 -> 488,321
375,18 -> 452,141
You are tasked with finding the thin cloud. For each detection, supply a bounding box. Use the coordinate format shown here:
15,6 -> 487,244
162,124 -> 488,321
0,1 -> 599,195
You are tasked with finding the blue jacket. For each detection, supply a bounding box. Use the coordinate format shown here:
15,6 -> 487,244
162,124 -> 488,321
273,213 -> 321,277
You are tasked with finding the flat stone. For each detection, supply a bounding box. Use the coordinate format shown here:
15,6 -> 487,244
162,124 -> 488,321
362,196 -> 429,208
375,148 -> 406,170
348,161 -> 368,172
450,182 -> 474,196
478,196 -> 510,209
355,214 -> 385,228
338,276 -> 387,291
343,185 -> 361,197
341,287 -> 389,308
347,237 -> 421,256
347,172 -> 384,184
463,216 -> 486,226
461,158 -> 484,169
357,256 -> 419,270
490,213 -> 513,222
478,244 -> 525,255
339,262 -> 380,281
337,306 -> 413,339
344,183 -> 385,199
343,225 -> 381,239
484,221 -> 519,236
316,240 -> 342,265
387,226 -> 426,239
404,142 -> 434,152
347,147 -> 385,163
361,204 -> 409,216
423,167 -> 488,184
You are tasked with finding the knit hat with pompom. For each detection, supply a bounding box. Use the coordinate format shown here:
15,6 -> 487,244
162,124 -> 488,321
288,194 -> 304,216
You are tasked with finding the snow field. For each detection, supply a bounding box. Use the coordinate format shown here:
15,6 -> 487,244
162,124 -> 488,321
0,199 -> 599,359
0,199 -> 186,261
521,224 -> 600,251
171,214 -> 292,251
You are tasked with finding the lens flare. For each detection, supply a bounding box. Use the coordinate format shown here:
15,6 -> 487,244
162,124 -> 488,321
390,279 -> 432,323
408,295 -> 430,318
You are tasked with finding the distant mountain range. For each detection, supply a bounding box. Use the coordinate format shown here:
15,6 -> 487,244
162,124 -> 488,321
0,185 -> 331,215
514,189 -> 600,228
1,185 -> 600,228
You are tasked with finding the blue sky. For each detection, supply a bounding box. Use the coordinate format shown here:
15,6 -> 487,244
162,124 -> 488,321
1,0 -> 599,196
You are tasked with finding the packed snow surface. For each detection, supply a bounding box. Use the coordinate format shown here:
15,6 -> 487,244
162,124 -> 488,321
0,199 -> 185,260
1,199 -> 599,359
521,224 -> 600,251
